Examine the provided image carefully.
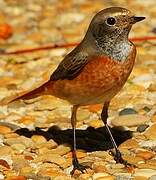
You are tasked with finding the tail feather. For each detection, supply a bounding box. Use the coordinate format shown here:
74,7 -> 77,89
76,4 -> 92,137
0,81 -> 53,105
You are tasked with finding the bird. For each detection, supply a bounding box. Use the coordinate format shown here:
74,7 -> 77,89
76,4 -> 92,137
1,7 -> 145,174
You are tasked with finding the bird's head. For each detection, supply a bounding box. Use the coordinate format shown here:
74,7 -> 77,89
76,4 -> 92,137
88,7 -> 145,40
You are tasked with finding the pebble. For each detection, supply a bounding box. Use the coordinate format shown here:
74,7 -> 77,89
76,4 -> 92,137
4,136 -> 33,148
111,114 -> 149,127
119,108 -> 138,116
133,176 -> 148,180
89,119 -> 104,128
20,166 -> 33,176
19,115 -> 36,125
136,150 -> 155,160
90,151 -> 113,161
122,155 -> 144,165
0,145 -> 12,156
119,139 -> 139,149
134,169 -> 156,178
144,123 -> 156,140
31,135 -> 47,144
137,124 -> 149,132
38,167 -> 65,177
148,83 -> 156,92
92,161 -> 108,173
11,144 -> 26,153
12,155 -> 30,171
33,153 -> 66,166
0,125 -> 12,134
5,176 -> 27,180
50,145 -> 71,156
77,109 -> 91,121
150,175 -> 156,180
140,140 -> 156,151
53,176 -> 74,180
66,150 -> 86,159
0,159 -> 10,169
93,173 -> 115,180
78,173 -> 92,180
151,114 -> 156,122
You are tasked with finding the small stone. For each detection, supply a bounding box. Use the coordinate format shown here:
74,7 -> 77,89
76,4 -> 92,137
11,144 -> 26,153
31,135 -> 47,144
4,133 -> 19,138
4,136 -> 33,148
12,155 -> 30,171
0,159 -> 10,169
148,83 -> 156,92
93,173 -> 115,180
119,108 -> 138,116
24,155 -> 33,160
134,169 -> 156,178
93,162 -> 108,173
53,176 -> 74,180
77,109 -> 91,121
137,162 -> 156,170
66,150 -> 86,159
119,139 -> 139,149
136,151 -> 155,160
5,176 -> 26,180
50,145 -> 71,156
111,163 -> 125,169
144,123 -> 156,140
20,166 -> 33,176
33,153 -> 66,166
139,140 -> 156,151
133,176 -> 148,180
0,146 -> 12,156
19,115 -> 36,125
89,119 -> 103,128
115,172 -> 133,180
90,151 -> 113,161
150,175 -> 156,180
151,115 -> 156,122
111,114 -> 149,127
122,155 -> 144,165
0,125 -> 12,134
79,173 -> 92,180
38,167 -> 65,177
137,124 -> 149,132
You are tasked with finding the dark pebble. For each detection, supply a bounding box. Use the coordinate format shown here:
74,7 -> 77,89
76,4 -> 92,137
119,108 -> 138,116
152,27 -> 156,34
137,124 -> 149,132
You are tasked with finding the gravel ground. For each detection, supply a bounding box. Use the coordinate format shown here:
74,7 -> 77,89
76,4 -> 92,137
0,0 -> 156,179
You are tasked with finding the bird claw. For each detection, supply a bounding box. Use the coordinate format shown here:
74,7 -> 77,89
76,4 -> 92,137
71,158 -> 91,175
109,149 -> 137,168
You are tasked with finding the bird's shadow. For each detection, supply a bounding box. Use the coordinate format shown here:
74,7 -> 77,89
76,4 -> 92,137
15,125 -> 132,151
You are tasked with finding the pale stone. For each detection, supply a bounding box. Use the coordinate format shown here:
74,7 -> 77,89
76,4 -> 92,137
144,124 -> 156,140
111,114 -> 149,127
134,169 -> 156,178
11,144 -> 26,153
31,135 -> 47,144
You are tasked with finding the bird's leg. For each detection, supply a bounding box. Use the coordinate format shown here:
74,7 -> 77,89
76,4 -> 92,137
70,105 -> 89,175
101,102 -> 129,166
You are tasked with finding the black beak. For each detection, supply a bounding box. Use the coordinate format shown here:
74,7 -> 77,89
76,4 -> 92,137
131,16 -> 145,24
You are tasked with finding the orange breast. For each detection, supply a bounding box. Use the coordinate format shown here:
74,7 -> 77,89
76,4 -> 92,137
52,47 -> 136,105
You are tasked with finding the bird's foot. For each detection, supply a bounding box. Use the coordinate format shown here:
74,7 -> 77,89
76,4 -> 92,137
71,158 -> 91,175
109,149 -> 136,168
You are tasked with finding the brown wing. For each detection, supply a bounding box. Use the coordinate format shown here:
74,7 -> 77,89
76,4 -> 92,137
50,51 -> 88,80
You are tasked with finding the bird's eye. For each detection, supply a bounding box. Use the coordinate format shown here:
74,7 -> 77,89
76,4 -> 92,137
106,17 -> 116,26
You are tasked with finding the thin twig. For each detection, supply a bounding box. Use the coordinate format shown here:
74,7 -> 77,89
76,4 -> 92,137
0,36 -> 156,56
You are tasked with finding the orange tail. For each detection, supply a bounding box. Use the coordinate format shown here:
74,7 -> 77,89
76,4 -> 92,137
0,80 -> 53,105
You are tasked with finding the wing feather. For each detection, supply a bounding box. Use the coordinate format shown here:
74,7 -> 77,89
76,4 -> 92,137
50,51 -> 88,80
